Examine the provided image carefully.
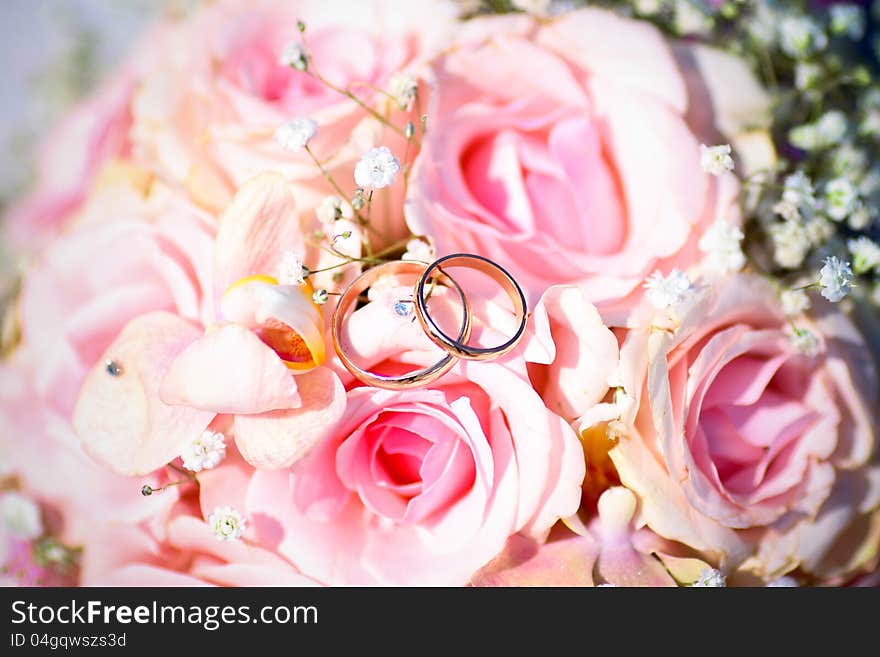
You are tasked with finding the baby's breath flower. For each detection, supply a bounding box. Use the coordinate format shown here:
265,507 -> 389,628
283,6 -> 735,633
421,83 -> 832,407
698,220 -> 745,273
848,205 -> 872,231
633,0 -> 667,16
317,196 -> 351,224
278,42 -> 308,71
401,237 -> 436,263
644,269 -> 693,309
819,256 -> 855,302
180,430 -> 226,473
789,124 -> 820,151
747,1 -> 778,46
795,62 -> 823,91
674,0 -> 714,37
781,289 -> 811,316
772,200 -> 801,223
816,111 -> 848,145
770,220 -> 811,269
389,73 -> 418,111
700,144 -> 734,176
860,109 -> 880,137
692,568 -> 727,587
790,327 -> 820,357
209,506 -> 246,542
782,171 -> 817,209
1,492 -> 43,540
354,146 -> 400,190
849,236 -> 880,274
277,251 -> 308,286
512,0 -> 552,16
829,4 -> 866,40
779,15 -> 828,58
274,117 -> 317,151
805,216 -> 834,246
823,178 -> 859,221
829,143 -> 867,177
351,188 -> 366,211
312,288 -> 329,305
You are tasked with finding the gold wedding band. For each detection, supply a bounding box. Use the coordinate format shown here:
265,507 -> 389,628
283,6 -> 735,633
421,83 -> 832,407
414,253 -> 527,361
332,260 -> 471,390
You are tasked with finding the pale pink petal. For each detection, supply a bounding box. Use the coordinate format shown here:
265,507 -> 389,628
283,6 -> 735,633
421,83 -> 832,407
160,324 -> 301,414
233,367 -> 345,469
73,312 -> 216,475
213,172 -> 304,295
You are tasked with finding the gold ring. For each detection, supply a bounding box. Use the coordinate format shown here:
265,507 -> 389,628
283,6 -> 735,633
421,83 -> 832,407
332,260 -> 471,390
414,254 -> 527,361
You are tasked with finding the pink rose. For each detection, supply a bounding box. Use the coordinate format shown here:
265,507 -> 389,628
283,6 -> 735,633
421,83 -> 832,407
610,273 -> 880,582
406,9 -> 772,319
131,0 -> 454,244
221,280 -> 585,585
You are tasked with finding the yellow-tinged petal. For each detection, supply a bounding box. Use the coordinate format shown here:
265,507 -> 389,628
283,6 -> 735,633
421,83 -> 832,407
221,276 -> 325,372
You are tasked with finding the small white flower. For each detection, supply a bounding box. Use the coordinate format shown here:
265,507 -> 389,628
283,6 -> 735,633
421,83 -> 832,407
354,146 -> 400,189
815,110 -> 848,146
770,221 -> 811,269
747,1 -> 778,46
674,0 -> 714,36
277,251 -> 308,286
772,200 -> 801,223
698,220 -> 745,273
782,171 -> 816,209
278,42 -> 308,70
692,568 -> 726,587
401,238 -> 436,263
860,110 -> 880,137
790,327 -> 820,357
209,506 -> 246,541
789,123 -> 820,151
779,15 -> 828,58
634,0 -> 666,15
700,144 -> 734,176
512,0 -> 552,16
848,205 -> 872,230
829,4 -> 865,40
1,493 -> 43,540
819,255 -> 855,302
823,178 -> 859,221
180,430 -> 226,473
644,269 -> 694,309
795,62 -> 823,91
274,117 -> 317,151
317,196 -> 352,224
781,289 -> 811,317
804,216 -> 834,246
849,236 -> 880,274
766,576 -> 799,587
829,144 -> 867,177
389,73 -> 418,111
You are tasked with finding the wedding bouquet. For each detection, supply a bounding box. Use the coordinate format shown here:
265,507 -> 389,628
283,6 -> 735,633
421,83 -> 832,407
2,0 -> 879,588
